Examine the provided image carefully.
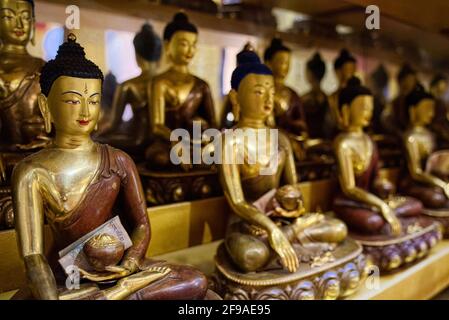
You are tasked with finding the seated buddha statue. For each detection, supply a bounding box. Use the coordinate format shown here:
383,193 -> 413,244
399,84 -> 449,236
429,74 -> 449,149
327,49 -> 357,139
11,35 -> 209,300
94,23 -> 161,158
213,58 -> 367,300
0,0 -> 49,229
263,38 -> 307,136
332,77 -> 441,271
302,52 -> 329,139
145,12 -> 217,169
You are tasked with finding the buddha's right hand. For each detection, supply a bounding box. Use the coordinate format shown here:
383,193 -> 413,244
381,205 -> 402,236
268,227 -> 299,272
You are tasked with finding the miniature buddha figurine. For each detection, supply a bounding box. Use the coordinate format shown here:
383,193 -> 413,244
302,52 -> 328,139
0,0 -> 50,230
146,12 -> 216,169
94,23 -> 161,158
332,77 -> 440,270
381,64 -> 418,137
399,84 -> 449,236
220,58 -> 348,274
263,38 -> 307,136
327,49 -> 357,137
221,42 -> 256,129
429,74 -> 449,149
12,35 -> 209,300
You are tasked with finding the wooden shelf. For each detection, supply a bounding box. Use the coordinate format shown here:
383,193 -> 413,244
3,237 -> 449,300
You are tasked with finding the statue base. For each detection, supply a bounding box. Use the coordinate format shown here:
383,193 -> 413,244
422,208 -> 449,238
211,239 -> 367,300
351,217 -> 442,273
137,163 -> 222,205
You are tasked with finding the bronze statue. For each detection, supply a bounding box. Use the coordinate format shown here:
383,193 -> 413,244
263,38 -> 306,136
138,12 -> 221,205
212,58 -> 367,300
302,52 -> 329,139
0,0 -> 50,229
145,12 -> 217,169
327,49 -> 357,138
12,35 -> 210,300
94,23 -> 161,158
331,77 -> 441,272
400,84 -> 449,237
381,63 -> 418,138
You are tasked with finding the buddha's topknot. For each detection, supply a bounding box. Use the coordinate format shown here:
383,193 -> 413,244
39,34 -> 104,96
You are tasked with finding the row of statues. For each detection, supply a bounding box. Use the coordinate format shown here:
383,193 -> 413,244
1,0 -> 448,300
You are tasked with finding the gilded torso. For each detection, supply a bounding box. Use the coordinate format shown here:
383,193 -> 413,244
153,70 -> 213,130
228,128 -> 287,201
18,144 -> 101,221
335,132 -> 374,176
0,54 -> 45,146
404,127 -> 435,162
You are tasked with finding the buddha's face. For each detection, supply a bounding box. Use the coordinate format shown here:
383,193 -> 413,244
0,0 -> 32,46
166,31 -> 197,66
39,76 -> 102,136
341,62 -> 356,84
432,80 -> 448,99
400,74 -> 417,95
268,51 -> 290,80
232,73 -> 274,121
345,95 -> 373,128
411,98 -> 435,126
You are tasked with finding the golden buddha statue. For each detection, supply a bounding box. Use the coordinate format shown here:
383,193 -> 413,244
0,0 -> 49,229
94,23 -> 161,158
145,12 -> 217,169
327,49 -> 357,138
213,58 -> 367,300
11,35 -> 210,300
332,77 -> 441,271
399,84 -> 449,237
429,74 -> 449,149
263,38 -> 307,136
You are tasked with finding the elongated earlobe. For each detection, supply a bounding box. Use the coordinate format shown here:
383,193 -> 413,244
37,94 -> 52,133
229,90 -> 240,122
31,20 -> 36,46
341,104 -> 350,128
